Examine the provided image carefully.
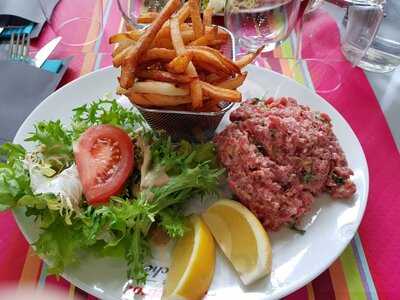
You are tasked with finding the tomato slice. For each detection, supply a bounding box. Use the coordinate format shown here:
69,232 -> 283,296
74,124 -> 134,204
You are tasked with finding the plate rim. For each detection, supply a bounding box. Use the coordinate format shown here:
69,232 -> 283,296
12,64 -> 369,300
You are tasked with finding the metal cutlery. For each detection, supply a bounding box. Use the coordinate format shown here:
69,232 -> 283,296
8,31 -> 30,61
7,34 -> 61,68
33,36 -> 62,68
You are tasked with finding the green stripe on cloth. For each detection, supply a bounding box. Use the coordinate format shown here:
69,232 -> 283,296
340,245 -> 367,300
280,37 -> 305,85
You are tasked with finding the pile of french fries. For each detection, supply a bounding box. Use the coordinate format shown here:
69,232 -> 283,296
109,0 -> 262,111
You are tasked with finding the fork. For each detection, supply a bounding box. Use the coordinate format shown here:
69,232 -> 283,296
8,31 -> 30,61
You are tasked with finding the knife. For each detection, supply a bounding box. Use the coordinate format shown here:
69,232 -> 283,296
33,37 -> 62,68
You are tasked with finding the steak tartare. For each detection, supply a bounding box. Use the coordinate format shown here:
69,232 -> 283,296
214,97 -> 356,231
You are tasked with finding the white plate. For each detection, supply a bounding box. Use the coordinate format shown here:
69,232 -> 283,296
13,65 -> 369,300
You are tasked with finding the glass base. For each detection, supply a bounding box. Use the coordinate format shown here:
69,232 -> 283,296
238,37 -> 277,52
357,60 -> 399,73
289,59 -> 342,94
342,45 -> 400,73
55,17 -> 103,46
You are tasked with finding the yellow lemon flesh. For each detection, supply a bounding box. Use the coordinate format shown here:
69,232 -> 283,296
163,215 -> 215,300
202,199 -> 272,285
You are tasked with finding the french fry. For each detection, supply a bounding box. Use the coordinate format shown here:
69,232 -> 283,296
205,73 -> 229,83
191,46 -> 241,74
170,15 -> 203,107
132,81 -> 190,96
120,0 -> 180,88
125,22 -> 135,31
137,12 -> 159,24
137,69 -> 195,83
235,46 -> 265,69
151,37 -> 174,49
190,49 -> 233,76
113,40 -> 135,58
109,30 -> 142,44
188,36 -> 208,47
216,31 -> 229,41
176,2 -> 191,24
189,26 -> 217,46
130,92 -> 154,107
142,48 -> 177,62
203,7 -> 213,27
207,39 -> 226,48
154,22 -> 190,40
166,53 -> 193,74
189,0 -> 204,39
217,72 -> 248,89
201,81 -> 242,102
111,0 -> 262,110
141,93 -> 192,106
154,26 -> 223,47
152,2 -> 190,42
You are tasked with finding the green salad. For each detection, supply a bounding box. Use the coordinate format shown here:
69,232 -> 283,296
0,99 -> 223,284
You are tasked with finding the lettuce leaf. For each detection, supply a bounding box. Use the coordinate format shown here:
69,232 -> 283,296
0,99 -> 223,285
0,143 -> 31,211
71,99 -> 146,140
25,120 -> 73,174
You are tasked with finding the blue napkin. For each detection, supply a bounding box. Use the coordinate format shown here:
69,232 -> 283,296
0,23 -> 35,39
41,59 -> 63,73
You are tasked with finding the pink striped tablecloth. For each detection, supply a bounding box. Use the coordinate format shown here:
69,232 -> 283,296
1,1 -> 399,299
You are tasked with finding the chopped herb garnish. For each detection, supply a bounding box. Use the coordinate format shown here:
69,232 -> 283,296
302,171 -> 313,183
290,223 -> 306,235
332,173 -> 345,185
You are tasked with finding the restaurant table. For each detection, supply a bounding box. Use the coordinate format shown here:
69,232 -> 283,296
0,1 -> 399,300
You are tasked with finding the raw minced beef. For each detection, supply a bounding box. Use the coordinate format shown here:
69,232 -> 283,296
214,97 -> 356,231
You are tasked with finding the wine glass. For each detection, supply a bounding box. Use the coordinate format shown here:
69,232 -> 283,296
39,0 -> 103,47
224,0 -> 302,52
291,0 -> 343,93
117,0 -> 170,28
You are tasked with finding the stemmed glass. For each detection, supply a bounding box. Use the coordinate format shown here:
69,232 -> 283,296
224,0 -> 302,52
39,0 -> 103,47
117,0 -> 169,29
292,0 -> 344,93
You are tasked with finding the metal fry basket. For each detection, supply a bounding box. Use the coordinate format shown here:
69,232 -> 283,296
133,26 -> 236,143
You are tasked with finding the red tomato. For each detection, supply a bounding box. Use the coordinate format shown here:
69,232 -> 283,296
74,124 -> 134,204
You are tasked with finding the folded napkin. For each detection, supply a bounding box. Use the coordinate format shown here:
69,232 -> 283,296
0,23 -> 35,39
42,59 -> 63,73
0,0 -> 60,39
0,56 -> 72,143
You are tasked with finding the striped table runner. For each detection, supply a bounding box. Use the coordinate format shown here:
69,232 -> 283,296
1,1 -> 399,299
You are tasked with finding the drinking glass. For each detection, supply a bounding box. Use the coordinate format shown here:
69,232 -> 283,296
292,0 -> 344,93
224,0 -> 302,52
39,0 -> 103,47
342,0 -> 399,73
117,0 -> 169,28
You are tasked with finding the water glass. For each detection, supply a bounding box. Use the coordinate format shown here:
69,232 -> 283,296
224,0 -> 301,52
342,0 -> 400,72
39,0 -> 103,47
117,0 -> 169,28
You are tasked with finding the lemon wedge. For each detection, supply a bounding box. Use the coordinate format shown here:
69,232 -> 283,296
163,215 -> 215,300
202,199 -> 272,285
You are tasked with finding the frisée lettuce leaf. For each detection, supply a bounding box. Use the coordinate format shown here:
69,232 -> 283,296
0,99 -> 223,285
0,143 -> 30,210
71,99 -> 146,140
